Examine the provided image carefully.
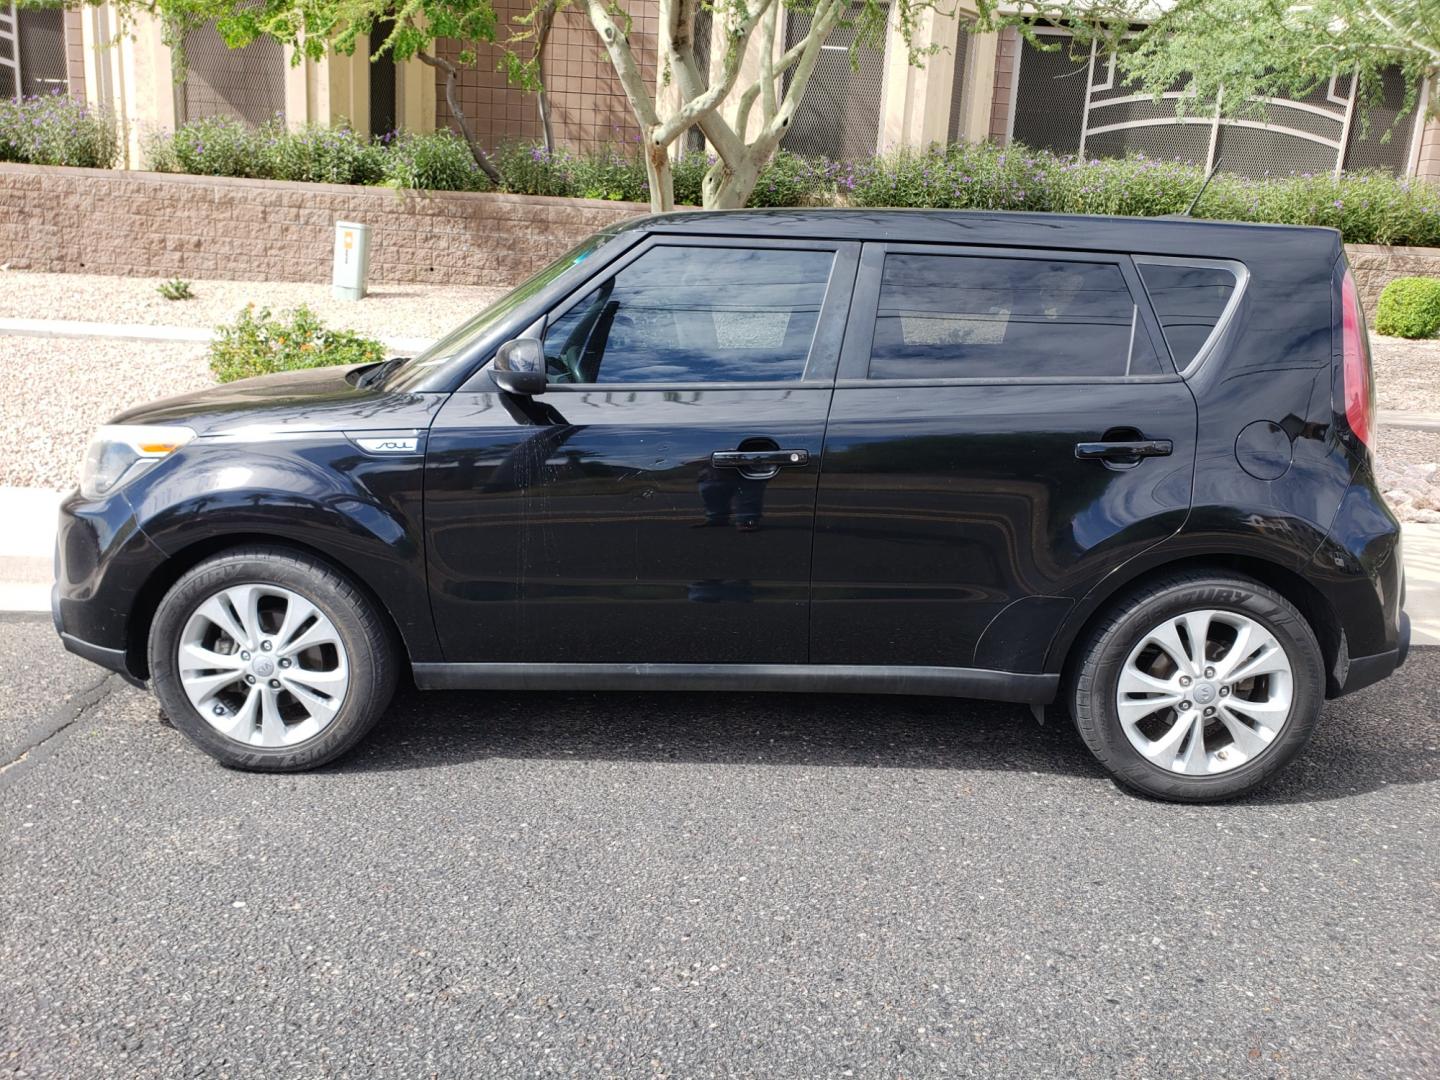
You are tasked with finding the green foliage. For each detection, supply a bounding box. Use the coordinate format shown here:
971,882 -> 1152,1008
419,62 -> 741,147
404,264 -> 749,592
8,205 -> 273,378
153,115 -> 258,177
0,91 -> 117,168
379,131 -> 490,191
973,1 -> 1437,131
570,144 -> 648,202
209,305 -> 386,383
145,120 -> 486,191
494,142 -> 580,198
1374,277 -> 1440,338
846,143 -> 1440,247
255,123 -> 386,185
750,150 -> 830,207
157,279 -> 195,301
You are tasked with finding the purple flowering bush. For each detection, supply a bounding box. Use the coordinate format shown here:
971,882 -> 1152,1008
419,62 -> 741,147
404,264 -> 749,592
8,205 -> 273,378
376,131 -> 487,192
117,116 -> 1440,245
849,142 -> 1440,246
0,91 -> 117,169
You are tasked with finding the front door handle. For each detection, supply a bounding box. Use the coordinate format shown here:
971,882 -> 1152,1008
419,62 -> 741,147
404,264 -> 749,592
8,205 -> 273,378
711,448 -> 810,480
1074,439 -> 1173,462
711,449 -> 811,469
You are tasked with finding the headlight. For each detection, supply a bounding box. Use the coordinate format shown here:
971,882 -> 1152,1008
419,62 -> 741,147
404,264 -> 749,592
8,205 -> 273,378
79,425 -> 196,500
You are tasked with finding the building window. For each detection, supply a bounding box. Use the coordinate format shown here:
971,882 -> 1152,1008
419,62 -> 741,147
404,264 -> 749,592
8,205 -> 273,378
1,4 -> 69,100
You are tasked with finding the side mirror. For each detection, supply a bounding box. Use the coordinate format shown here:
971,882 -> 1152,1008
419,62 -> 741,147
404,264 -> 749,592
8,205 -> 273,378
493,338 -> 547,396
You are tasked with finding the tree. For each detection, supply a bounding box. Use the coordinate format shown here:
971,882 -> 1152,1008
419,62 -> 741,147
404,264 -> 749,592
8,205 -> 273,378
971,0 -> 1439,128
571,0 -> 933,210
79,0 -> 938,212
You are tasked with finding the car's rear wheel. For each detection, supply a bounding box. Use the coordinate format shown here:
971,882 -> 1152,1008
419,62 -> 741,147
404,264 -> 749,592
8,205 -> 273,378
149,547 -> 396,771
1070,571 -> 1324,802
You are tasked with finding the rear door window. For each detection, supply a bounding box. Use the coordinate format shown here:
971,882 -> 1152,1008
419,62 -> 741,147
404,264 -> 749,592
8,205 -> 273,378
868,253 -> 1163,380
1135,261 -> 1239,368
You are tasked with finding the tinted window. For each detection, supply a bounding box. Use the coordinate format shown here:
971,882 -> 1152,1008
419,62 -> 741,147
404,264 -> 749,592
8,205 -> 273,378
1137,262 -> 1237,367
543,246 -> 833,384
869,254 -> 1162,380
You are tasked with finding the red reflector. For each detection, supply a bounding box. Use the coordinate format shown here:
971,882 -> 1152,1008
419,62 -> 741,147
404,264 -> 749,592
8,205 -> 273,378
1340,270 -> 1374,448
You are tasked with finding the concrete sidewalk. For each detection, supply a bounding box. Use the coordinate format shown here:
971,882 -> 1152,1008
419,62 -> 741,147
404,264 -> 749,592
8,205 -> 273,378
6,485 -> 1436,646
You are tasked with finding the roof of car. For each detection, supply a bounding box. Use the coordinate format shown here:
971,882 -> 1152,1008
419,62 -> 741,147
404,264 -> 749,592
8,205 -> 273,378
619,208 -> 1342,263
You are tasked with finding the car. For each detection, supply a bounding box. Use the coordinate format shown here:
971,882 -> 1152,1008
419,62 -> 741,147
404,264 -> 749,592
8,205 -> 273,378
53,209 -> 1409,801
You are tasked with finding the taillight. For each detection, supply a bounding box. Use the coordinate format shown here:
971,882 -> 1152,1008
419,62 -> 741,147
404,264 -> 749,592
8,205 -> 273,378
1340,269 -> 1375,449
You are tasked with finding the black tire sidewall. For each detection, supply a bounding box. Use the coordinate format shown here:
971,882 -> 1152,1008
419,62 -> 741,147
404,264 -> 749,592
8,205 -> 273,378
149,550 -> 395,771
1075,576 -> 1325,802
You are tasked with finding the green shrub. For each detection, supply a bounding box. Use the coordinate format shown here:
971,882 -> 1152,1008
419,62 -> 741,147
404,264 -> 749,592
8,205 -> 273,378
209,305 -> 386,383
570,144 -> 648,202
750,150 -> 829,207
380,130 -> 489,192
157,278 -> 194,301
672,150 -> 711,206
1374,277 -> 1440,338
256,122 -> 386,185
159,116 -> 260,178
0,91 -> 117,168
494,141 -> 577,197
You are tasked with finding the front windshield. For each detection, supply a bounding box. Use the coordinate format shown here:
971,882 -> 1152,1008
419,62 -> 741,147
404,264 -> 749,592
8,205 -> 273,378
380,231 -> 618,392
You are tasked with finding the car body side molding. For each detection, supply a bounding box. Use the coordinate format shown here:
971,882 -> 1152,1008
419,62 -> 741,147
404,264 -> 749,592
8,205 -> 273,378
411,662 -> 1059,703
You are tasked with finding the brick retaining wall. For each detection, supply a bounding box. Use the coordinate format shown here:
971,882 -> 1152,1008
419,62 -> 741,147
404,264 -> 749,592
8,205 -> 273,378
4,164 -> 1439,310
1346,243 -> 1440,316
0,164 -> 650,287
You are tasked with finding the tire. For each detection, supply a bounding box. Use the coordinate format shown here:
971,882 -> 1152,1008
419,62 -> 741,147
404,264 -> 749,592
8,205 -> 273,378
1070,571 -> 1324,802
148,546 -> 397,771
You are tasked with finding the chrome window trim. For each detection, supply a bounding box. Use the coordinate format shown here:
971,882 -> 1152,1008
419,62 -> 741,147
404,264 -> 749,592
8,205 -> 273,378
1132,254 -> 1250,379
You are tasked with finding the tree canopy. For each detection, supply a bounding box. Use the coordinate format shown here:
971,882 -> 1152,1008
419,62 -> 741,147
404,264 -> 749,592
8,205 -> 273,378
973,0 -> 1439,124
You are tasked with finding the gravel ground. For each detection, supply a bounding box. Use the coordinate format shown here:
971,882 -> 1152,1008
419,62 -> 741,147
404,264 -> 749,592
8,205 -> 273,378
1376,427 -> 1440,522
1,622 -> 1437,1078
1373,335 -> 1440,413
1,335 -> 212,490
0,270 -> 504,343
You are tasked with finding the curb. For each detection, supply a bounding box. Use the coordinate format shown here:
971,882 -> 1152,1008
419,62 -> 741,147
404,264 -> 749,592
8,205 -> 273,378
1380,411 -> 1440,433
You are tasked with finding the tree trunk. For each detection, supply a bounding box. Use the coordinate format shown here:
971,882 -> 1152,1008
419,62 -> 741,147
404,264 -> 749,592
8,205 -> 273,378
646,141 -> 676,212
533,1 -> 558,156
417,50 -> 505,187
703,152 -> 763,210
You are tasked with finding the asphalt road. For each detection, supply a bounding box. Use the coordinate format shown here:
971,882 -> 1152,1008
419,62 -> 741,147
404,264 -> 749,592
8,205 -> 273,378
1,614 -> 1436,1079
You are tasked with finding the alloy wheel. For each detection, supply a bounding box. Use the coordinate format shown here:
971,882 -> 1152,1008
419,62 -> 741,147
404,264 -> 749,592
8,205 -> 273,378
177,583 -> 350,748
1115,608 -> 1294,776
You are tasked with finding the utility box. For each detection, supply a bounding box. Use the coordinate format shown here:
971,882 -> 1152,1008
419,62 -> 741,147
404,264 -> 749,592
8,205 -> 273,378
332,221 -> 371,301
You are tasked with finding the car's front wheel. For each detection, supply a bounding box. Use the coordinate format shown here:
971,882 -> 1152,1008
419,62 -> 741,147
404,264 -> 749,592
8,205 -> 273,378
149,546 -> 397,771
1070,571 -> 1325,802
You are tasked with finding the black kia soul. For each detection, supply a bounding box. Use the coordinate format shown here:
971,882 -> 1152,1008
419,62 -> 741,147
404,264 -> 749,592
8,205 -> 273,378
54,210 -> 1409,801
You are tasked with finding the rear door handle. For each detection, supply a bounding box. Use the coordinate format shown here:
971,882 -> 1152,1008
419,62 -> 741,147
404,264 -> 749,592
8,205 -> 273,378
711,449 -> 811,469
1074,439 -> 1173,462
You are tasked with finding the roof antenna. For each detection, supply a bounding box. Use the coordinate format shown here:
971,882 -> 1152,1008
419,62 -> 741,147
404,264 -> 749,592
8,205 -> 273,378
1181,157 -> 1224,218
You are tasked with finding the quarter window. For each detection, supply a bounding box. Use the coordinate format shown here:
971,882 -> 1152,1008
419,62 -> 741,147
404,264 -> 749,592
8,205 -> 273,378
543,246 -> 834,384
1137,262 -> 1238,368
868,254 -> 1163,379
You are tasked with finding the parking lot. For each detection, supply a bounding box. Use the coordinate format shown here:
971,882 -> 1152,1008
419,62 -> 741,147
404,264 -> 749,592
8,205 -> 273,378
2,613 -> 1436,1078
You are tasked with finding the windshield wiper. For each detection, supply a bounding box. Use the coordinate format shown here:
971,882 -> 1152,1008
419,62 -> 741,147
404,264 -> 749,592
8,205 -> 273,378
353,356 -> 409,389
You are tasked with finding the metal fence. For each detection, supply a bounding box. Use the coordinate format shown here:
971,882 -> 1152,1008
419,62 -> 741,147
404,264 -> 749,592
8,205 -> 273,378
1008,27 -> 1418,177
1,3 -> 70,101
782,5 -> 887,162
179,18 -> 285,126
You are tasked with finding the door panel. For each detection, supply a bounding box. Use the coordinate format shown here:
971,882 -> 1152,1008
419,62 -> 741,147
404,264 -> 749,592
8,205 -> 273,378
809,243 -> 1198,671
427,389 -> 831,664
810,382 -> 1197,668
425,238 -> 858,666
